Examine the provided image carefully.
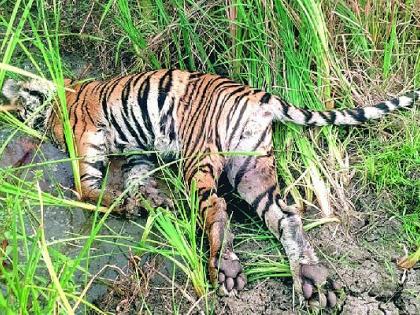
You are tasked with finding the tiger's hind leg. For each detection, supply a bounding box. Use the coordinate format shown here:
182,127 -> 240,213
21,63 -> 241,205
227,152 -> 339,307
122,155 -> 174,213
225,103 -> 340,306
186,155 -> 246,296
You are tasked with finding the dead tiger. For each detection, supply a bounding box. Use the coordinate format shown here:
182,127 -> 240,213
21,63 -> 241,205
2,70 -> 418,308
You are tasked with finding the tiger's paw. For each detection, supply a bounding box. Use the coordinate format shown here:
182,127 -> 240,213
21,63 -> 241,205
298,263 -> 344,309
121,196 -> 145,217
138,181 -> 174,209
210,251 -> 247,296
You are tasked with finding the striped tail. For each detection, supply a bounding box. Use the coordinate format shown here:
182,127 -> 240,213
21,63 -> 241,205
270,90 -> 419,126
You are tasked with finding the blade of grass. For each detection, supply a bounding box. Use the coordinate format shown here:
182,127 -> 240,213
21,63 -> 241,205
36,181 -> 74,315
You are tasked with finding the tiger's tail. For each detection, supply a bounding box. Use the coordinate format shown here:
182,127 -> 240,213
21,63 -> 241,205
269,90 -> 419,126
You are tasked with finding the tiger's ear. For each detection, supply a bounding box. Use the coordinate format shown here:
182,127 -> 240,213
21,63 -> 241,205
2,79 -> 21,100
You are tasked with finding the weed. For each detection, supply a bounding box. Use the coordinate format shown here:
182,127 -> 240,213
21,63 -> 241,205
0,0 -> 418,313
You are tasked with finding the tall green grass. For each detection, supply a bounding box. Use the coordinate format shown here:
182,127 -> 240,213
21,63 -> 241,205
0,0 -> 418,314
139,181 -> 208,297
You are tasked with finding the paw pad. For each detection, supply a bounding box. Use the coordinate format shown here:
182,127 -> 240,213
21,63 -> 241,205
210,251 -> 247,296
300,263 -> 343,309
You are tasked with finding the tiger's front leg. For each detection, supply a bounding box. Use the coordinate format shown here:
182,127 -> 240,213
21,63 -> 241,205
122,155 -> 174,213
187,156 -> 247,296
77,130 -> 129,212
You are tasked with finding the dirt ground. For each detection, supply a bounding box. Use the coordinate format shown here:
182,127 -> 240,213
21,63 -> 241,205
95,201 -> 419,315
1,132 -> 419,315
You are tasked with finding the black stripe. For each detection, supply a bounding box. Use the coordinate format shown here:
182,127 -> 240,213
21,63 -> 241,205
277,217 -> 284,238
119,75 -> 147,146
213,85 -> 245,150
260,92 -> 271,104
261,186 -> 276,225
188,72 -> 205,81
224,90 -> 252,139
168,119 -> 176,141
71,82 -> 93,135
109,110 -> 129,143
120,111 -> 145,148
68,83 -> 91,135
122,156 -> 152,172
301,109 -> 314,124
82,160 -> 105,175
83,101 -> 96,125
318,111 -> 329,123
157,69 -> 173,110
121,75 -> 137,117
72,111 -> 79,135
251,184 -> 277,209
348,108 -> 367,123
90,81 -> 103,94
130,106 -> 149,145
160,95 -> 176,135
226,100 -> 249,146
282,101 -> 293,120
224,87 -> 247,133
327,111 -> 337,124
178,75 -> 210,139
197,80 -> 241,147
130,72 -> 156,143
376,102 -> 390,113
71,82 -> 91,106
137,75 -> 155,141
199,189 -> 212,202
33,115 -> 45,130
88,143 -> 105,152
228,90 -> 252,120
24,89 -> 46,103
390,98 -> 400,107
182,77 -> 227,157
101,79 -> 122,122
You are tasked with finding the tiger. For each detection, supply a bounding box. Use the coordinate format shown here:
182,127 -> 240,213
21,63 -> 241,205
2,69 -> 418,308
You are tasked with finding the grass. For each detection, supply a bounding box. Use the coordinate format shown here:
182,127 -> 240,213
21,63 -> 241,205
139,179 -> 208,297
0,0 -> 419,313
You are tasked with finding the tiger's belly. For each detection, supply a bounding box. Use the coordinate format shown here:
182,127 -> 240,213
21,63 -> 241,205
103,116 -> 180,158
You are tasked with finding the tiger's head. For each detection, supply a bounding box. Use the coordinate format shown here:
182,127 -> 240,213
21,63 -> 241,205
2,78 -> 56,130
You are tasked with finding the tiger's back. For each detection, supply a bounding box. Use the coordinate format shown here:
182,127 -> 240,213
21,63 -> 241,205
53,70 -> 270,166
51,69 -> 418,164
